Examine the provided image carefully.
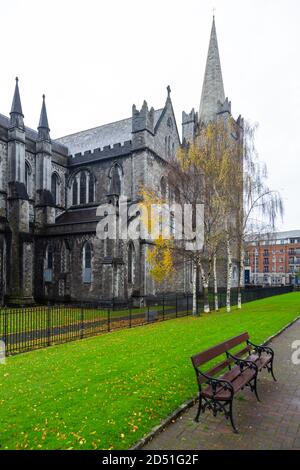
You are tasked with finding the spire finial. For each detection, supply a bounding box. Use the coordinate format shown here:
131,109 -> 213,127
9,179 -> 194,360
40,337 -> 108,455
10,76 -> 23,118
38,93 -> 50,140
213,7 -> 216,18
167,85 -> 171,98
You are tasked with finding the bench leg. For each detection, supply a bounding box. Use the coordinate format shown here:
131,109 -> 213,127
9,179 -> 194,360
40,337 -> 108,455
195,394 -> 202,422
228,400 -> 239,434
269,358 -> 277,382
253,375 -> 260,402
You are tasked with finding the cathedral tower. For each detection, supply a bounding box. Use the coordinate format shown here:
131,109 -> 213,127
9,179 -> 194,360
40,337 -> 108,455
6,78 -> 34,304
35,95 -> 55,228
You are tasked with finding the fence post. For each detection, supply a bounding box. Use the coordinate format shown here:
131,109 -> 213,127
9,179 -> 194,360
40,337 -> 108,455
129,300 -> 132,328
80,304 -> 84,339
47,302 -> 51,347
186,295 -> 189,316
175,295 -> 178,318
3,305 -> 8,356
162,295 -> 165,321
108,308 -> 111,332
147,304 -> 149,324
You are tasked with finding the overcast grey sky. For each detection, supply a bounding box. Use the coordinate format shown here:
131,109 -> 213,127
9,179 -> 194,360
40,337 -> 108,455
1,0 -> 299,230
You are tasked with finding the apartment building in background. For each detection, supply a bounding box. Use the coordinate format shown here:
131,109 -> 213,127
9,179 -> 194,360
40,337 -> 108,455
245,230 -> 300,286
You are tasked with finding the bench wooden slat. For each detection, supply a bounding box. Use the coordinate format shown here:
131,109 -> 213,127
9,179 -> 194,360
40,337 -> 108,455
202,365 -> 256,400
203,359 -> 232,382
234,345 -> 252,358
191,332 -> 249,368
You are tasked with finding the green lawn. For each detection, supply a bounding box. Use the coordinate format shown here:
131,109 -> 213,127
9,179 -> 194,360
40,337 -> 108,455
0,292 -> 299,450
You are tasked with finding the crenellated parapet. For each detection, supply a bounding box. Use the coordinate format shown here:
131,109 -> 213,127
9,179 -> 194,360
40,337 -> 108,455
182,108 -> 198,142
68,140 -> 132,167
217,97 -> 231,116
182,108 -> 198,125
132,101 -> 155,134
132,101 -> 155,151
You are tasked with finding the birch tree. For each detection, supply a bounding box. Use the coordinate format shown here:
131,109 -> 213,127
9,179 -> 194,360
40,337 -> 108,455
140,119 -> 240,314
234,122 -> 284,308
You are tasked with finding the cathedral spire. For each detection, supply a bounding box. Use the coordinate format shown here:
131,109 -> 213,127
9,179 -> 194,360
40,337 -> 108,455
38,94 -> 50,140
10,77 -> 24,127
10,77 -> 23,116
199,16 -> 225,124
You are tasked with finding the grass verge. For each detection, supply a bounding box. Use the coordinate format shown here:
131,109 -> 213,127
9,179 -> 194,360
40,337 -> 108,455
0,292 -> 299,450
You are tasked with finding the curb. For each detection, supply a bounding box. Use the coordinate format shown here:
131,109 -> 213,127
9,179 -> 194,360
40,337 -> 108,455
130,314 -> 300,450
130,398 -> 197,450
262,315 -> 300,346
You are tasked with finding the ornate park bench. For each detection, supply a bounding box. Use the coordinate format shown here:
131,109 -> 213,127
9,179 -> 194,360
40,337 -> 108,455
191,332 -> 276,433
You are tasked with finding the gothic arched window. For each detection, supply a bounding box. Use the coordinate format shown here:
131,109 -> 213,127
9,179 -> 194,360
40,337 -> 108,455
72,178 -> 78,206
61,242 -> 70,273
109,164 -> 122,196
44,244 -> 53,282
174,187 -> 180,203
88,174 -> 95,203
25,161 -> 31,197
160,176 -> 167,200
128,243 -> 135,284
51,173 -> 59,205
80,172 -> 87,205
47,245 -> 53,269
170,211 -> 175,237
82,242 -> 92,283
71,170 -> 95,206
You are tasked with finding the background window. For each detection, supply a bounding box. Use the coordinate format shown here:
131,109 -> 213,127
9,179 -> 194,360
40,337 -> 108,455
72,178 -> 78,205
80,172 -> 87,204
51,173 -> 59,205
25,162 -> 31,196
128,243 -> 135,284
44,245 -> 53,282
82,242 -> 92,283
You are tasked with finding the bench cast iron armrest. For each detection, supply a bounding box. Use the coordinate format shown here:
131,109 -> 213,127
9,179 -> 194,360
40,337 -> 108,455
198,370 -> 234,399
226,351 -> 258,373
246,340 -> 274,357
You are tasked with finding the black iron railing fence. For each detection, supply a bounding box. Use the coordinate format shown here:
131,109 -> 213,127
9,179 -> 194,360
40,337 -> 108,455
0,286 -> 293,356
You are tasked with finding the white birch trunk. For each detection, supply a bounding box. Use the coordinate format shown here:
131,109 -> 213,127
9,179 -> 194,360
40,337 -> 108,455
192,262 -> 197,316
213,252 -> 219,311
200,263 -> 210,313
237,247 -> 244,309
226,236 -> 232,313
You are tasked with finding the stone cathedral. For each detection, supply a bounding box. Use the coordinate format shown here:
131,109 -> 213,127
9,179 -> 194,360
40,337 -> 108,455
0,18 -> 242,305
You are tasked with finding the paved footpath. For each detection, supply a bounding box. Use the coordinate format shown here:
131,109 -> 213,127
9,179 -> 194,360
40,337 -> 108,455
143,319 -> 300,450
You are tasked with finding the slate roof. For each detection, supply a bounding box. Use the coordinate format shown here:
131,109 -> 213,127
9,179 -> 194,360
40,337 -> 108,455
248,230 -> 300,242
267,230 -> 300,240
55,207 -> 101,225
55,109 -> 163,156
0,113 -> 68,156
